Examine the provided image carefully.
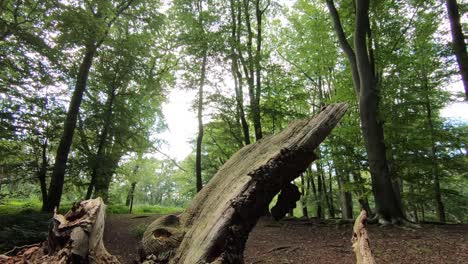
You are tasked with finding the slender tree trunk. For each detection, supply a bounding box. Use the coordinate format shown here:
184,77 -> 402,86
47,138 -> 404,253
229,0 -> 250,145
409,183 -> 419,223
300,173 -> 308,218
350,164 -> 371,215
38,140 -> 48,210
445,0 -> 468,99
252,0 -> 266,140
316,170 -> 323,219
196,49 -> 208,193
424,84 -> 445,222
308,167 -> 320,218
336,167 -> 353,219
321,171 -> 334,218
85,86 -> 117,200
44,45 -> 97,212
327,165 -> 335,218
241,0 -> 263,141
128,182 -> 136,213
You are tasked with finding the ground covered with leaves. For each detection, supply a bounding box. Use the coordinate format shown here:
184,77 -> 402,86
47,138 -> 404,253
102,215 -> 468,264
1,209 -> 467,263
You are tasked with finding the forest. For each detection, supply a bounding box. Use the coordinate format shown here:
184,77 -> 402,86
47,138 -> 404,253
0,0 -> 467,263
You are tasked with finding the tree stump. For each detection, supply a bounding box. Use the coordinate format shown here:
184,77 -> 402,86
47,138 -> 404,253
0,198 -> 120,263
140,103 -> 348,264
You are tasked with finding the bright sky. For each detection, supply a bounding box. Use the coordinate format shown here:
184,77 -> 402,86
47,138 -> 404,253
157,89 -> 198,161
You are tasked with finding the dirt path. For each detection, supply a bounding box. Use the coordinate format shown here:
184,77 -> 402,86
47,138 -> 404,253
104,215 -> 468,264
104,214 -> 162,263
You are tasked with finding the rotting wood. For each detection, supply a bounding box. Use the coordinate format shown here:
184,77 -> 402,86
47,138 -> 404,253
0,198 -> 120,263
352,210 -> 376,264
140,103 -> 348,264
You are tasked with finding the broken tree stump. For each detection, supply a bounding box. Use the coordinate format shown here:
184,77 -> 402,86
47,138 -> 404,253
140,103 -> 348,264
0,198 -> 120,263
352,210 -> 376,264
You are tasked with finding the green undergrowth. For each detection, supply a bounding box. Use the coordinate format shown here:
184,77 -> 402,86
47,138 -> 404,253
107,204 -> 183,215
0,199 -> 183,253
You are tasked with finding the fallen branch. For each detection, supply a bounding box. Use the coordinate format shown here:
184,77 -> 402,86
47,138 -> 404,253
352,210 -> 376,264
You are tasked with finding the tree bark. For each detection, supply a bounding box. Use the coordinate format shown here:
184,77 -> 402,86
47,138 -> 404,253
140,103 -> 348,263
44,45 -> 97,212
445,0 -> 468,100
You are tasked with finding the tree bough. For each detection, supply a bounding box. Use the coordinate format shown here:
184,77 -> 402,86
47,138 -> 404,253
140,103 -> 348,264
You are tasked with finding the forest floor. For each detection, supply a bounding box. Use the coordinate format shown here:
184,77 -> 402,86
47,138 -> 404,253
104,214 -> 468,264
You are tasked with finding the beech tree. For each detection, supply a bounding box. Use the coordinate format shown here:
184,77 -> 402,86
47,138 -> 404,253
326,0 -> 405,223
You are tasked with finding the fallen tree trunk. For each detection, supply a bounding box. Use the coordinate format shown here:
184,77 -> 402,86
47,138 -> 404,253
0,198 -> 119,263
140,103 -> 348,264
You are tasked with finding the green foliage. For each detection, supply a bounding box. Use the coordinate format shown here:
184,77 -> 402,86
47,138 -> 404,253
106,204 -> 183,215
0,0 -> 467,231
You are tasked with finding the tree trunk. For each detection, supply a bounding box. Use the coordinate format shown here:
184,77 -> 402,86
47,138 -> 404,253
424,90 -> 445,222
229,0 -> 250,146
128,182 -> 137,214
241,0 -> 263,141
86,86 -> 117,200
139,103 -> 348,263
409,183 -> 419,223
300,173 -> 308,218
38,140 -> 48,211
308,167 -> 319,218
336,167 -> 353,219
93,152 -> 121,202
327,0 -> 404,223
446,0 -> 468,100
196,49 -> 208,193
44,45 -> 97,212
1,198 -> 119,263
327,165 -> 336,218
252,0 -> 266,141
351,170 -> 371,215
316,170 -> 324,219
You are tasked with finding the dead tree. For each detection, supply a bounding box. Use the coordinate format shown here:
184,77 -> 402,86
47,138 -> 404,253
0,198 -> 119,263
140,103 -> 348,264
